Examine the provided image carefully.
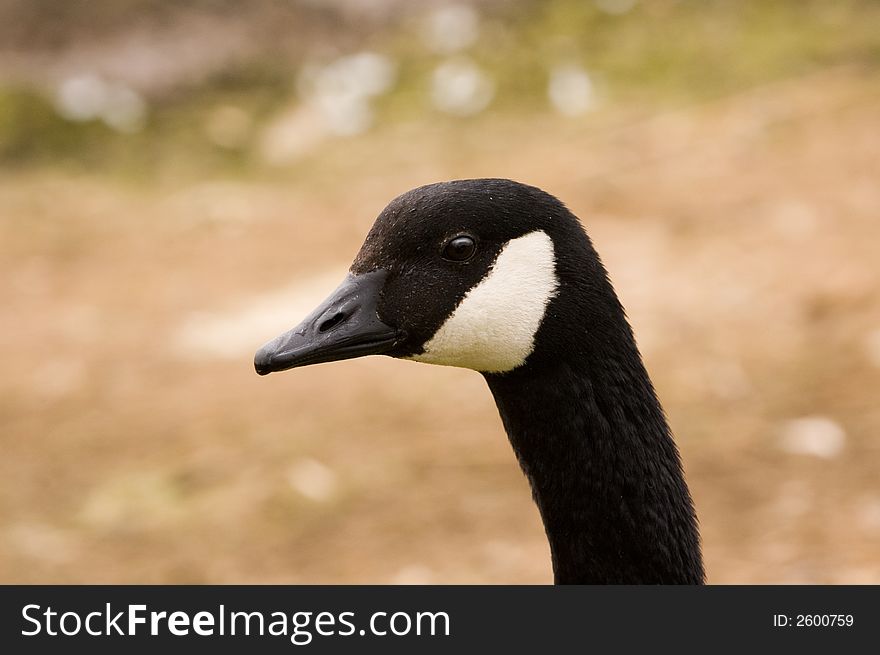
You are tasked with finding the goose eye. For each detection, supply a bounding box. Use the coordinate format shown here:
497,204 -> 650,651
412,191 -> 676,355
442,235 -> 476,262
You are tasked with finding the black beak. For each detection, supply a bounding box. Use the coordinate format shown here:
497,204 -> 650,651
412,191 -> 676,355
254,269 -> 402,375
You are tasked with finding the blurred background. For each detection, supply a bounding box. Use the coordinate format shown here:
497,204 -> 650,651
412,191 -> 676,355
1,0 -> 879,584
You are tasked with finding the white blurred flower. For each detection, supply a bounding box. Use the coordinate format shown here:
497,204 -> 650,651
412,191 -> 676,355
779,416 -> 846,459
287,458 -> 338,503
259,52 -> 396,164
7,523 -> 80,564
54,73 -> 146,133
548,65 -> 596,116
335,51 -> 397,97
858,497 -> 880,533
317,95 -> 373,137
390,564 -> 434,585
431,58 -> 494,116
770,200 -> 818,240
299,51 -> 396,136
55,74 -> 107,121
101,85 -> 146,133
422,4 -> 480,54
595,0 -> 638,15
300,52 -> 395,101
259,105 -> 328,164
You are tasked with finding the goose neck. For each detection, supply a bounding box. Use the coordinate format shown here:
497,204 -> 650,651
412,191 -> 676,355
484,361 -> 704,584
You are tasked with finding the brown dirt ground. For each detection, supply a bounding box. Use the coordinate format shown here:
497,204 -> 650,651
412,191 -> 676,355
1,66 -> 878,583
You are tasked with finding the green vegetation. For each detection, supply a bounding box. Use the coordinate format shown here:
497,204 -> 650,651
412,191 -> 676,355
1,0 -> 878,176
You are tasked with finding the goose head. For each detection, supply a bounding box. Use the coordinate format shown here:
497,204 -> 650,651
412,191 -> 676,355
254,178 -> 704,584
255,178 -> 600,376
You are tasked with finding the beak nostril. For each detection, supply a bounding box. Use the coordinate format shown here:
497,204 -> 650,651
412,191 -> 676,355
318,311 -> 347,333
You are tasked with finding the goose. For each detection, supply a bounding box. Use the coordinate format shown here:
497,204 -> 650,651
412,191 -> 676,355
254,178 -> 704,584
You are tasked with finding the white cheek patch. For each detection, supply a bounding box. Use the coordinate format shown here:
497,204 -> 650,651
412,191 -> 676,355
409,230 -> 559,373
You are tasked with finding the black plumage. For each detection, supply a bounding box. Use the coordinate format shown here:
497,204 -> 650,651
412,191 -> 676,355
255,178 -> 705,584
